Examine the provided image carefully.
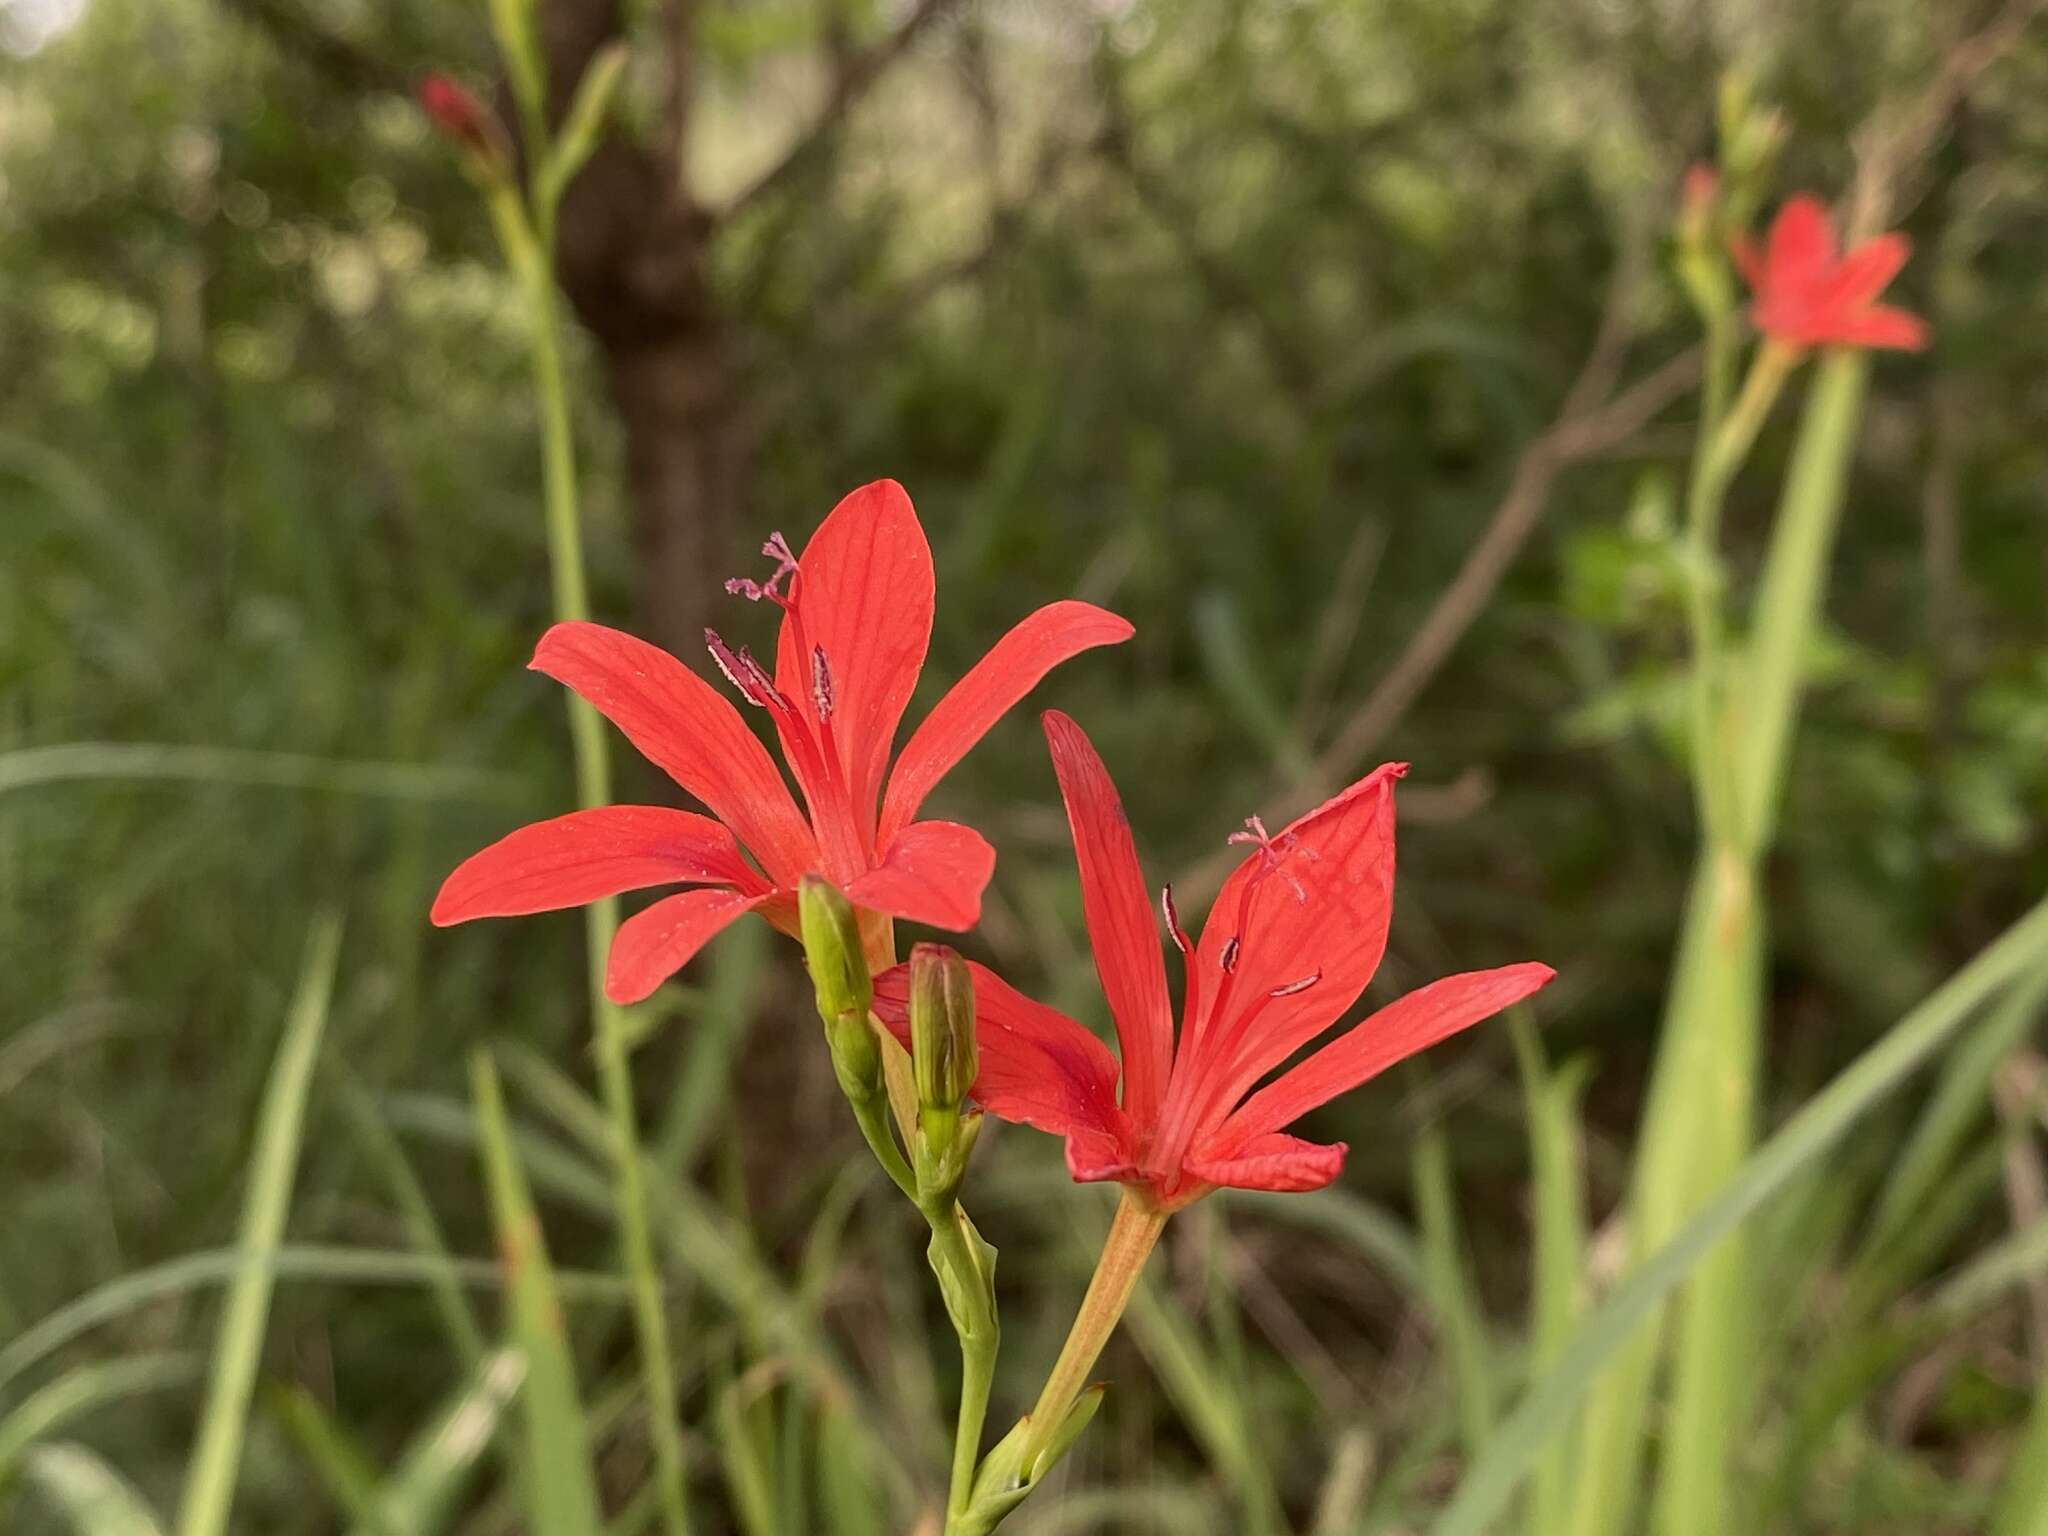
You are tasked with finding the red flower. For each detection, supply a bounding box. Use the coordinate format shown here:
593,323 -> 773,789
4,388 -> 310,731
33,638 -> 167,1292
416,73 -> 495,155
1734,195 -> 1928,352
878,713 -> 1553,1206
433,481 -> 1133,1004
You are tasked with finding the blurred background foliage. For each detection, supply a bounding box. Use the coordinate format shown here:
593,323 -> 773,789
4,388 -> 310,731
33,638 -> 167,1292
3,0 -> 2047,1531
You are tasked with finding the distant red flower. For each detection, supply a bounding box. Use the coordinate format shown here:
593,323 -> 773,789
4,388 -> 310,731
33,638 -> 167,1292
877,712 -> 1553,1206
433,481 -> 1133,1004
416,73 -> 495,155
1734,196 -> 1928,352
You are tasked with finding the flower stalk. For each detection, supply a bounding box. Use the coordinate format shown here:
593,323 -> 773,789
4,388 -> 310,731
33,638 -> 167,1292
1017,1190 -> 1167,1475
1573,173 -> 1915,1535
427,32 -> 691,1536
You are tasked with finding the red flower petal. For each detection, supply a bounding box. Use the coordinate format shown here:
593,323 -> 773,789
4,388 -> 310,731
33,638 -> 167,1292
1040,711 -> 1174,1124
432,805 -> 764,925
1730,236 -> 1766,290
1187,764 -> 1404,1087
1833,305 -> 1930,352
531,623 -> 818,885
874,958 -> 1125,1145
879,602 -> 1135,845
1184,1132 -> 1347,1194
773,480 -> 934,835
1821,233 -> 1910,309
1216,962 -> 1556,1146
606,887 -> 772,1004
1766,195 -> 1835,287
1065,1126 -> 1142,1184
843,819 -> 995,931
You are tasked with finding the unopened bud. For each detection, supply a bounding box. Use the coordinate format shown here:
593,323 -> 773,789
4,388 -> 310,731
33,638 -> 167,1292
1674,162 -> 1734,322
416,74 -> 507,175
910,944 -> 977,1116
800,875 -> 871,1023
910,944 -> 981,1204
800,876 -> 880,1104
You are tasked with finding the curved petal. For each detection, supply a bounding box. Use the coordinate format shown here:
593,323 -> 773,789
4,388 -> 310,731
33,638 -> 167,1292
874,959 -> 1125,1146
432,806 -> 764,925
1040,711 -> 1174,1124
1065,1126 -> 1142,1185
1821,233 -> 1909,308
773,480 -> 935,835
1217,962 -> 1556,1146
1833,304 -> 1929,352
1766,195 -> 1835,287
531,623 -> 817,885
879,602 -> 1136,843
606,888 -> 773,1004
1187,763 -> 1405,1084
1730,235 -> 1766,291
844,819 -> 994,931
1185,1132 -> 1346,1194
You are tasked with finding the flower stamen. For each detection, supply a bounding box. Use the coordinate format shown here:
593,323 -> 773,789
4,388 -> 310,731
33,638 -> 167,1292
811,644 -> 835,721
1268,968 -> 1322,999
1161,885 -> 1191,954
704,629 -> 783,711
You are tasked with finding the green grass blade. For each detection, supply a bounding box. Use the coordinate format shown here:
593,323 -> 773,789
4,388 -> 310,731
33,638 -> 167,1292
22,1443 -> 168,1536
173,913 -> 342,1536
1992,1375 -> 2048,1536
1569,855 -> 1724,1536
1509,1014 -> 1589,1536
334,1072 -> 488,1368
1655,862 -> 1763,1536
1865,957 -> 2048,1252
1125,1263 -> 1287,1534
1414,1124 -> 1494,1460
441,1066 -> 910,1498
0,1246 -> 628,1392
656,918 -> 766,1175
468,1050 -> 606,1536
0,1353 -> 196,1482
1733,351 -> 1869,852
0,742 -> 511,801
357,1348 -> 526,1536
711,1361 -> 779,1536
272,1384 -> 390,1530
1430,888 -> 2048,1536
815,1399 -> 887,1536
1223,1187 -> 1427,1300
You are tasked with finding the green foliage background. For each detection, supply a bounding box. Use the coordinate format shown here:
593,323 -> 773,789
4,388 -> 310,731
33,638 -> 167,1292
4,0 -> 2047,1531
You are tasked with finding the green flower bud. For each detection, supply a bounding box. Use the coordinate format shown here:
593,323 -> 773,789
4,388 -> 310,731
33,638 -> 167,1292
801,875 -> 881,1106
799,875 -> 871,1024
910,943 -> 978,1115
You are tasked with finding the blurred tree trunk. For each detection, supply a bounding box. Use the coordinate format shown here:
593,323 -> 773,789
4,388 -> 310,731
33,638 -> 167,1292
542,0 -> 742,658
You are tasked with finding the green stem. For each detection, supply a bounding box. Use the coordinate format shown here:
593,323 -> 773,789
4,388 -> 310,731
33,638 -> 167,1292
927,1204 -> 999,1529
848,1079 -> 919,1203
1733,349 -> 1869,853
503,187 -> 692,1536
1681,336 -> 1797,843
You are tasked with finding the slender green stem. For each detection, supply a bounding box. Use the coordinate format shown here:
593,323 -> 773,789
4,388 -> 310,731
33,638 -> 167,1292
503,185 -> 692,1536
927,1205 -> 999,1528
1733,349 -> 1868,853
848,1079 -> 919,1203
835,916 -> 1000,1525
1681,336 -> 1797,843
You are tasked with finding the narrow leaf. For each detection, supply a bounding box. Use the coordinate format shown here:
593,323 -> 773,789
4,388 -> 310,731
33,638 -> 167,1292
174,914 -> 342,1536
